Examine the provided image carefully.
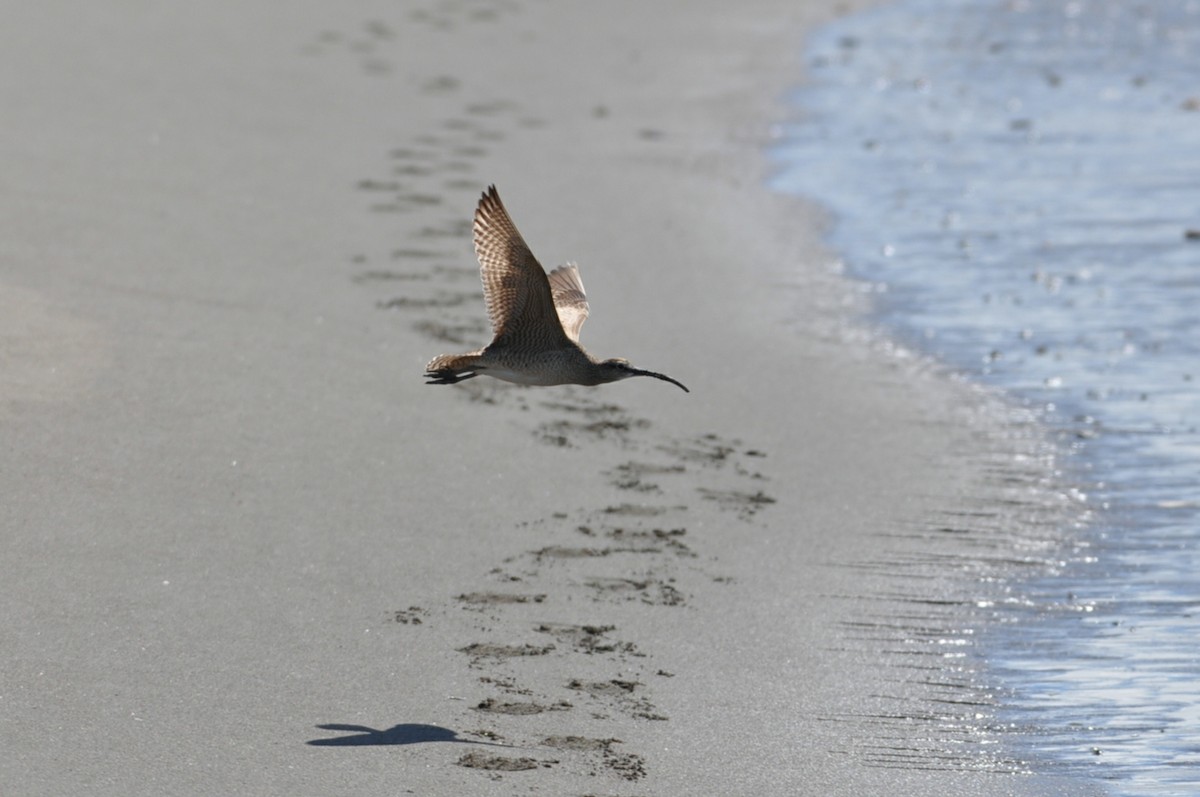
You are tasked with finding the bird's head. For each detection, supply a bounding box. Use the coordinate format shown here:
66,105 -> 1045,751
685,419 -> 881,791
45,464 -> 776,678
596,358 -> 689,392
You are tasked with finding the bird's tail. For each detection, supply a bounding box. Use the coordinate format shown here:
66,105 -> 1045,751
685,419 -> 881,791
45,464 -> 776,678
425,352 -> 483,385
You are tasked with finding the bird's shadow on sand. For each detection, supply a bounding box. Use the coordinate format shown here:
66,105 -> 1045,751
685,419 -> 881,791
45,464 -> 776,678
306,723 -> 507,748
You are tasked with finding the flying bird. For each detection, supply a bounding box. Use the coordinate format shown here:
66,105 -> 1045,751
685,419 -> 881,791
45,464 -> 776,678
424,186 -> 689,392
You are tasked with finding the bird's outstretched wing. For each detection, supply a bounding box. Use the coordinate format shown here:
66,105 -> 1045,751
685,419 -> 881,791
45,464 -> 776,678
546,263 -> 589,343
473,186 -> 569,348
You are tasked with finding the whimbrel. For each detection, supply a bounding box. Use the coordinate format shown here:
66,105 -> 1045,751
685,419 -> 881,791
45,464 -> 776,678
424,186 -> 689,392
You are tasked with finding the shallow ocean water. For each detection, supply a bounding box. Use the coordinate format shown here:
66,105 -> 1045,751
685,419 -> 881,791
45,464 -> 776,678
772,0 -> 1200,793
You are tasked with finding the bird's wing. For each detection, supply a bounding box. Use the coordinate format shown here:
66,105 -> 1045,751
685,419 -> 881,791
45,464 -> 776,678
473,186 -> 570,348
546,263 -> 589,343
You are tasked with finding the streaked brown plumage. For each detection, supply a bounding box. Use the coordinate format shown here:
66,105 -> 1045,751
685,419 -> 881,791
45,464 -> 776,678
424,186 -> 689,392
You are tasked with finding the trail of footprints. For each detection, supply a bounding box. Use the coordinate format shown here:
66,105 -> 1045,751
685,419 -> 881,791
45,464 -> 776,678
301,0 -> 525,77
315,5 -> 776,784
386,425 -> 774,783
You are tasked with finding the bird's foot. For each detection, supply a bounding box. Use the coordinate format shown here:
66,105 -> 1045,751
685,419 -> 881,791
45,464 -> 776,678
424,369 -> 477,385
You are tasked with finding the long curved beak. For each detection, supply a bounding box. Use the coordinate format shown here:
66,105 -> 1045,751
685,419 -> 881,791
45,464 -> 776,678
630,368 -> 689,393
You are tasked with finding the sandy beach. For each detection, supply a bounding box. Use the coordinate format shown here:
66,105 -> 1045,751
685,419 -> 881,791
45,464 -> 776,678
1,2 -> 1106,795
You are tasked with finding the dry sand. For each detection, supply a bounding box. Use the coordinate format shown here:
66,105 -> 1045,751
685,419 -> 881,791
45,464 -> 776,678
1,2 -> 1106,795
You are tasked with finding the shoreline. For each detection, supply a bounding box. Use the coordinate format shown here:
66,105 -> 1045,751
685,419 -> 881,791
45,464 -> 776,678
779,1 -> 1200,790
1,1 -> 1104,794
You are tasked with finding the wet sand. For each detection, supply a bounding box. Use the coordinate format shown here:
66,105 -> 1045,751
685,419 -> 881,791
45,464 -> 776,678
1,2 -> 1105,795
